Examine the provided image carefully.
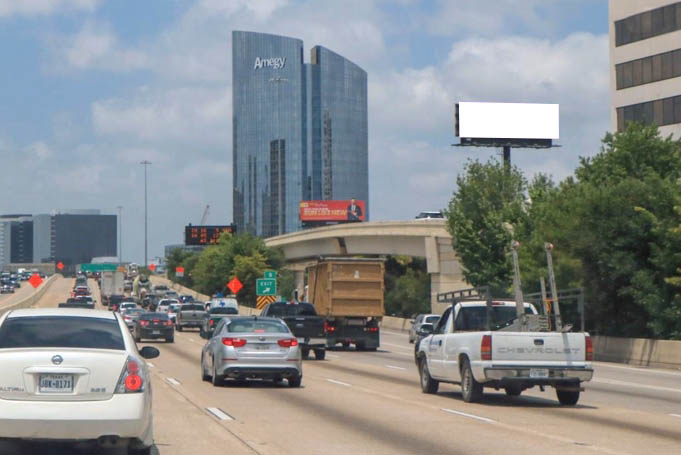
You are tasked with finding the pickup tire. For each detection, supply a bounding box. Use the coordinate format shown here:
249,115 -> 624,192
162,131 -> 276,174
314,349 -> 326,360
176,325 -> 183,332
460,358 -> 483,403
301,348 -> 310,360
556,389 -> 580,406
419,358 -> 439,394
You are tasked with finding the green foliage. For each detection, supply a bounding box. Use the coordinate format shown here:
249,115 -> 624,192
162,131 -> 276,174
384,257 -> 430,317
166,248 -> 200,288
445,159 -> 528,296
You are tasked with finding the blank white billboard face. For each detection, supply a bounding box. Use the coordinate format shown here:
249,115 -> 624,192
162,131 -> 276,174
457,102 -> 559,140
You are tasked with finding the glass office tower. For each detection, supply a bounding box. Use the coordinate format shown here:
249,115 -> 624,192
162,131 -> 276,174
233,31 -> 368,237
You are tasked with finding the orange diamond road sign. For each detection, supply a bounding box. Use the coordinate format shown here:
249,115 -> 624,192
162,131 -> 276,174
227,277 -> 243,294
148,263 -> 156,272
56,262 -> 64,271
29,273 -> 43,289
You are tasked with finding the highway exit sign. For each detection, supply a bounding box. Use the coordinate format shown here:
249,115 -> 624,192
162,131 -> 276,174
256,278 -> 276,296
264,270 -> 277,279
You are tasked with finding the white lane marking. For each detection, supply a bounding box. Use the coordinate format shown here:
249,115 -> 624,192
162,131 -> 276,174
326,379 -> 352,387
592,378 -> 681,393
206,407 -> 234,421
594,362 -> 681,377
441,408 -> 495,423
147,362 -> 155,368
326,354 -> 340,359
385,365 -> 406,371
380,342 -> 413,351
166,377 -> 181,386
381,330 -> 410,336
669,413 -> 681,418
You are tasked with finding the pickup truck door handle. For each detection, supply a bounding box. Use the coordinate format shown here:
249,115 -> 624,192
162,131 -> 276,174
438,340 -> 442,346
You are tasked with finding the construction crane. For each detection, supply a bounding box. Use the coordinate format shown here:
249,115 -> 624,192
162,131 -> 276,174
200,205 -> 210,225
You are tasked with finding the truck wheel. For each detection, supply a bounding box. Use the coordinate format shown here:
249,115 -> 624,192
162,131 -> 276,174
504,384 -> 522,396
301,348 -> 310,360
355,342 -> 365,351
176,325 -> 183,332
419,358 -> 439,394
460,358 -> 483,403
556,389 -> 580,406
314,349 -> 325,360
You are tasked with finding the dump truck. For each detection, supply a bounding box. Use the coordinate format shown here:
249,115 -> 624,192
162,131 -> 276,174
99,270 -> 125,306
307,258 -> 384,351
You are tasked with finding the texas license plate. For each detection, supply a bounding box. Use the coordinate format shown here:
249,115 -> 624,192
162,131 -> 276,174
254,344 -> 273,350
529,368 -> 549,378
39,374 -> 74,393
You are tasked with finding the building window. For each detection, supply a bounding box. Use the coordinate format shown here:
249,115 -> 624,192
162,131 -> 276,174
617,94 -> 681,131
616,2 -> 681,46
616,47 -> 681,89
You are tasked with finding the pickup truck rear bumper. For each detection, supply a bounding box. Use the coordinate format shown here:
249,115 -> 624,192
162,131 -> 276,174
484,367 -> 593,382
296,337 -> 326,348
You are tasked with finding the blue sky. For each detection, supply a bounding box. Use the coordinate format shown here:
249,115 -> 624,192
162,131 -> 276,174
0,0 -> 609,263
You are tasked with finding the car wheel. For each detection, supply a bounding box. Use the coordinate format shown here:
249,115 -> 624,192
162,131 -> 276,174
176,325 -> 183,332
419,358 -> 439,394
288,376 -> 302,387
556,389 -> 580,406
314,349 -> 325,360
504,384 -> 523,396
211,361 -> 224,387
301,348 -> 310,360
201,354 -> 211,382
460,358 -> 483,403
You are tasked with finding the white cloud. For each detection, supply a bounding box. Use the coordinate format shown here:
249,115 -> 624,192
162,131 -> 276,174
0,0 -> 99,17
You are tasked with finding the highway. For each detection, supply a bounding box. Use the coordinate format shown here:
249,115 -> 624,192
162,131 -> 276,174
2,276 -> 681,454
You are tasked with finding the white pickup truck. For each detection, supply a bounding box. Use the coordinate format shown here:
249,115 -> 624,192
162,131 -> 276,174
415,300 -> 594,405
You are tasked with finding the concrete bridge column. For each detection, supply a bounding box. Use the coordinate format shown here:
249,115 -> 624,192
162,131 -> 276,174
425,236 -> 468,315
294,270 -> 305,301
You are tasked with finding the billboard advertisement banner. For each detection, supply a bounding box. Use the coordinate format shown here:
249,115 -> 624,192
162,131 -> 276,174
456,102 -> 559,140
299,200 -> 366,222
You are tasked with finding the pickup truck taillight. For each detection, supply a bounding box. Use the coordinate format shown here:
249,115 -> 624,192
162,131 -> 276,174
324,321 -> 335,333
481,335 -> 492,361
585,335 -> 593,361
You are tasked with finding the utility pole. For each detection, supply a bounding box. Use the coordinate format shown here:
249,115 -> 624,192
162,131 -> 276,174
117,205 -> 123,264
140,160 -> 151,268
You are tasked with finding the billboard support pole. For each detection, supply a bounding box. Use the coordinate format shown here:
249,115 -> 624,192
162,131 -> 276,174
503,145 -> 511,169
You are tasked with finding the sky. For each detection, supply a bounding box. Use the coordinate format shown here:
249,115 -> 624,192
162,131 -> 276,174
0,0 -> 610,264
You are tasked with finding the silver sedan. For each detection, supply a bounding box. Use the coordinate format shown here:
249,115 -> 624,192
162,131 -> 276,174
200,316 -> 302,387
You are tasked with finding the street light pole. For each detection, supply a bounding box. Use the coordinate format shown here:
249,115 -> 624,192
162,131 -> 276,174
140,160 -> 151,268
117,205 -> 123,264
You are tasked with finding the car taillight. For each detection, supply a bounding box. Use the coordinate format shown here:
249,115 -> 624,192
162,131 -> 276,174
164,320 -> 172,326
222,337 -> 247,347
585,335 -> 593,361
209,319 -> 215,326
481,334 -> 492,361
124,316 -> 131,321
278,338 -> 299,348
140,320 -> 149,326
365,326 -> 378,332
116,357 -> 144,393
324,321 -> 335,333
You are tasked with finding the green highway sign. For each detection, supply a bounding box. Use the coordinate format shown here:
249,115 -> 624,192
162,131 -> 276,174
80,263 -> 117,272
264,270 -> 277,279
256,278 -> 277,296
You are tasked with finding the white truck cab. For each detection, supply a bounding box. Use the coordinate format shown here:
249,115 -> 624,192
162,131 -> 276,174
416,300 -> 593,405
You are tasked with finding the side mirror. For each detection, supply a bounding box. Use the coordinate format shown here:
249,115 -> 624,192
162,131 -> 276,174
139,346 -> 160,359
410,320 -> 415,324
418,324 -> 434,336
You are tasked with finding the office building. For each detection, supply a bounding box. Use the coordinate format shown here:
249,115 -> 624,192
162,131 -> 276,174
232,31 -> 368,237
610,1 -> 681,136
0,215 -> 33,267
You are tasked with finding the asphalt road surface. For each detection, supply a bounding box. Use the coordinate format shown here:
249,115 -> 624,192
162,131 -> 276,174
2,276 -> 680,454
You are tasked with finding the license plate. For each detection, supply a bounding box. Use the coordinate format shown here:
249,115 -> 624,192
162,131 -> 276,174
254,344 -> 273,350
152,330 -> 160,335
297,338 -> 304,343
530,368 -> 549,378
39,374 -> 74,393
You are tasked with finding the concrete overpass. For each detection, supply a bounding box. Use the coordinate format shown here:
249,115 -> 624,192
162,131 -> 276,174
264,219 -> 467,313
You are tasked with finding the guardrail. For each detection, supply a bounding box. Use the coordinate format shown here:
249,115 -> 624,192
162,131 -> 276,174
0,274 -> 59,316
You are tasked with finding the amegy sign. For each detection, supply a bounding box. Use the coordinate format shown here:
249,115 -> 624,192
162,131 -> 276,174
254,56 -> 287,70
456,102 -> 559,140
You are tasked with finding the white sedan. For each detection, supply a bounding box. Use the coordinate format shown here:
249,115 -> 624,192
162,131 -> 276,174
0,308 -> 159,454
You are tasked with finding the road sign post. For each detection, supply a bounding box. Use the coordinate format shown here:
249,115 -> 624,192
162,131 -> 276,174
256,278 -> 277,296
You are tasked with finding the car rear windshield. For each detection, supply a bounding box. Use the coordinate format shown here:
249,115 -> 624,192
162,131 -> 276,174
425,315 -> 440,324
228,320 -> 289,333
139,313 -> 169,320
210,307 -> 238,315
0,316 -> 124,350
266,303 -> 317,317
182,304 -> 204,311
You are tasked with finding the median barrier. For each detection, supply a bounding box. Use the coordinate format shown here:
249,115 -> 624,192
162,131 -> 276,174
592,335 -> 681,370
0,274 -> 59,316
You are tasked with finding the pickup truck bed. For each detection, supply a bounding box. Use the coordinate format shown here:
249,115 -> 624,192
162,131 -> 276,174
176,303 -> 206,331
416,301 -> 593,405
260,302 -> 327,360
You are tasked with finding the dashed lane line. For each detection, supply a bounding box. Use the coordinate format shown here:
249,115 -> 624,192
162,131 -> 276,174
206,407 -> 235,421
441,408 -> 496,424
326,379 -> 352,387
380,342 -> 414,351
385,365 -> 406,371
670,414 -> 681,418
166,377 -> 181,386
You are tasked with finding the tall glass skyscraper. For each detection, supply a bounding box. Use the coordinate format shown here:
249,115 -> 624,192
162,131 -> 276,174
232,31 -> 368,237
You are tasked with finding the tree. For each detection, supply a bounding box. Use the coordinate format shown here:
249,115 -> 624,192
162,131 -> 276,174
384,256 -> 430,317
445,159 -> 528,296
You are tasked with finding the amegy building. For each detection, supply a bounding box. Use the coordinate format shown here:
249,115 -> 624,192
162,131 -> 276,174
610,0 -> 681,136
232,31 -> 368,237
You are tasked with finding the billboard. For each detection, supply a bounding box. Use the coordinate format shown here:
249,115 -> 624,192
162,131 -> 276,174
184,225 -> 235,246
299,200 -> 366,222
456,102 -> 559,141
